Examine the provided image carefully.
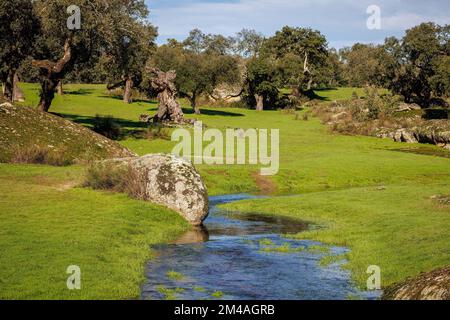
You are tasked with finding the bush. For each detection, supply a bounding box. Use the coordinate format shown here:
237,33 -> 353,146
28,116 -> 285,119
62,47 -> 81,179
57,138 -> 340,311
145,125 -> 170,141
83,163 -> 146,200
346,87 -> 399,122
364,87 -> 383,120
92,115 -> 122,140
11,145 -> 72,166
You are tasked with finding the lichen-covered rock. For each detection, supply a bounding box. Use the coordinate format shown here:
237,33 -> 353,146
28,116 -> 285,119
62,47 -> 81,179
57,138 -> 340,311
331,111 -> 348,121
116,154 -> 209,226
397,103 -> 422,112
383,266 -> 450,300
393,129 -> 418,143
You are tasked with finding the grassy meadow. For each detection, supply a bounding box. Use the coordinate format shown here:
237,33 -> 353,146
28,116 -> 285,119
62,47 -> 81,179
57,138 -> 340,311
0,164 -> 189,299
1,83 -> 449,298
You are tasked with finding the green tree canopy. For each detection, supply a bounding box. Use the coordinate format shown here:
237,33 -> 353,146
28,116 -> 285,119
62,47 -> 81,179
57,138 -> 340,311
0,0 -> 40,101
32,0 -> 155,111
262,26 -> 328,92
382,23 -> 449,106
150,32 -> 241,114
244,56 -> 280,111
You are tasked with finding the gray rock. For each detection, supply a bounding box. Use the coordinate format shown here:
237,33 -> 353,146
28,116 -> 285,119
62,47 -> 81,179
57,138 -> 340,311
397,103 -> 422,112
330,111 -> 348,120
0,102 -> 14,110
115,154 -> 209,226
383,266 -> 450,300
393,129 -> 418,143
434,131 -> 450,145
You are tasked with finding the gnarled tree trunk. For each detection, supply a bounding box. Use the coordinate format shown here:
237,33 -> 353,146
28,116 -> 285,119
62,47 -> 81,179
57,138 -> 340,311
255,94 -> 264,111
303,52 -> 313,91
190,93 -> 201,115
291,87 -> 301,98
123,76 -> 133,104
147,67 -> 188,124
3,71 -> 14,102
32,39 -> 72,112
56,80 -> 64,95
13,73 -> 25,102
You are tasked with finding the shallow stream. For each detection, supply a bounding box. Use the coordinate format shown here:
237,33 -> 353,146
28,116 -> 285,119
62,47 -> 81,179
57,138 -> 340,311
141,194 -> 380,300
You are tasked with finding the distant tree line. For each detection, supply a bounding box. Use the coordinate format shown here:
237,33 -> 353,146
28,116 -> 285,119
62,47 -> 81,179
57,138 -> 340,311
338,23 -> 449,107
0,0 -> 449,113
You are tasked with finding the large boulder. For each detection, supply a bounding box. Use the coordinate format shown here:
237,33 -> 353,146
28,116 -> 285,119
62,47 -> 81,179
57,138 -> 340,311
117,154 -> 209,226
383,266 -> 450,300
393,129 -> 418,143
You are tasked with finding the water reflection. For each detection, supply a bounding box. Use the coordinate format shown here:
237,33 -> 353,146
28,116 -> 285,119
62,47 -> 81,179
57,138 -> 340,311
172,225 -> 210,245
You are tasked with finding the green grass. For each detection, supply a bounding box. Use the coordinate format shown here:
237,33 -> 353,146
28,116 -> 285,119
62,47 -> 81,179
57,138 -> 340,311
319,254 -> 348,267
2,83 -> 450,297
0,164 -> 189,299
17,83 -> 450,196
313,87 -> 389,101
166,271 -> 185,281
211,291 -> 225,299
279,87 -> 389,101
259,243 -> 304,254
156,286 -> 185,300
194,286 -> 206,292
0,103 -> 132,163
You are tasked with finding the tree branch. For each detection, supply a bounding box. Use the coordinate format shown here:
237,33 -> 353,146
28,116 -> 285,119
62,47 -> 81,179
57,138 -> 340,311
32,39 -> 72,75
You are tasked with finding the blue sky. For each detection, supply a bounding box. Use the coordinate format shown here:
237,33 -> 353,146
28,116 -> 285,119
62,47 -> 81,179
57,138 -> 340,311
146,0 -> 449,49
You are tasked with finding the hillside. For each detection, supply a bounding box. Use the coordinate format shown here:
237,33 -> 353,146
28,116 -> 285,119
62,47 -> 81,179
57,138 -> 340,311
0,102 -> 136,164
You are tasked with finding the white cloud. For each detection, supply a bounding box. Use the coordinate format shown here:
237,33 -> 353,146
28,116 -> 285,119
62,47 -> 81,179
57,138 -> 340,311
148,0 -> 450,48
382,12 -> 449,30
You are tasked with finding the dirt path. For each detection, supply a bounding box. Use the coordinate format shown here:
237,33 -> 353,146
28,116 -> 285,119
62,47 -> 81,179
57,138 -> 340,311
252,171 -> 277,195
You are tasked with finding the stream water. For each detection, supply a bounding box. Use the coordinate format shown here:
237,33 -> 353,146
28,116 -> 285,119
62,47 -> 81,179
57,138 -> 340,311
141,194 -> 381,300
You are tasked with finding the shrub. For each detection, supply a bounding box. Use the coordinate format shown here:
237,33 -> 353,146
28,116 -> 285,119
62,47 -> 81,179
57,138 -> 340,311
279,108 -> 296,115
83,162 -> 146,200
227,100 -> 248,109
295,113 -> 309,121
364,87 -> 383,120
11,145 -> 72,166
145,125 -> 170,141
92,115 -> 122,140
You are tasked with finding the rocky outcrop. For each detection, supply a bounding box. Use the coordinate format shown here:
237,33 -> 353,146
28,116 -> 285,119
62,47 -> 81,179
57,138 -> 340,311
392,129 -> 418,143
376,121 -> 450,149
396,103 -> 421,112
114,154 -> 209,226
383,266 -> 450,300
210,84 -> 243,103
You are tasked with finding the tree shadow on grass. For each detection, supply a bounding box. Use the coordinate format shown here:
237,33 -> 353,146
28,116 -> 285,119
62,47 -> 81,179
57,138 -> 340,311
304,88 -> 331,101
53,113 -> 151,140
64,89 -> 96,96
98,94 -> 158,105
183,108 -> 244,117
